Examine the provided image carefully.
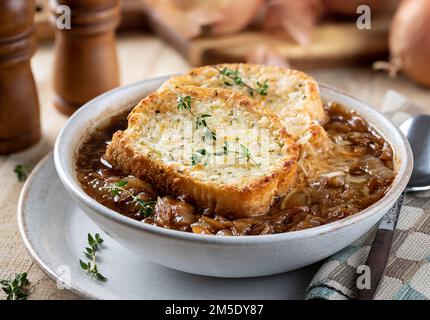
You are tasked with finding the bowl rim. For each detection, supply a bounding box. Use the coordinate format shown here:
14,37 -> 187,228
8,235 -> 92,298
54,77 -> 413,245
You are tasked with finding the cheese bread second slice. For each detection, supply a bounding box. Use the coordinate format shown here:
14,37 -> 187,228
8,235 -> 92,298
105,86 -> 299,218
161,63 -> 327,139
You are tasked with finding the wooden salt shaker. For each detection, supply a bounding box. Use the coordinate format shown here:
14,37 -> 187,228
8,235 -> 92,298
50,0 -> 121,115
0,0 -> 41,154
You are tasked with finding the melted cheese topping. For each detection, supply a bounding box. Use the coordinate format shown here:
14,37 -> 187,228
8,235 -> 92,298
161,65 -> 347,187
128,94 -> 290,186
164,64 -> 323,138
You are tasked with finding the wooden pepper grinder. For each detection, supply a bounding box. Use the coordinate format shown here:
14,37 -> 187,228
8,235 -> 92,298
0,0 -> 41,154
51,0 -> 121,115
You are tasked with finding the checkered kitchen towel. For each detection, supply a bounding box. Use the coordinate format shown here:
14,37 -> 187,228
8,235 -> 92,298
306,91 -> 430,300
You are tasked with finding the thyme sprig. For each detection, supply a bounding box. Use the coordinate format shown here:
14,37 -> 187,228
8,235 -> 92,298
14,164 -> 31,182
255,80 -> 269,96
176,93 -> 217,142
213,67 -> 269,97
1,272 -> 29,300
215,67 -> 255,95
173,88 -> 264,173
227,142 -> 264,172
79,233 -> 107,281
104,180 -> 156,218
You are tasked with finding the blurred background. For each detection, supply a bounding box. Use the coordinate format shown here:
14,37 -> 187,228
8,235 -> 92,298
16,0 -> 427,157
1,0 -> 430,299
35,0 -> 404,68
32,0 -> 429,138
33,1 -> 430,82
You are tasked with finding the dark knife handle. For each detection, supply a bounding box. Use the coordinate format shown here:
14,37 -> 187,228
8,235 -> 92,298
356,193 -> 405,300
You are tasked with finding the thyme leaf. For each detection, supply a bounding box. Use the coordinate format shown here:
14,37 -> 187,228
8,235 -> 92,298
256,80 -> 269,96
79,233 -> 107,281
213,67 -> 269,97
177,95 -> 192,111
104,180 -> 156,217
1,272 -> 29,300
14,164 -> 31,182
175,93 -> 217,142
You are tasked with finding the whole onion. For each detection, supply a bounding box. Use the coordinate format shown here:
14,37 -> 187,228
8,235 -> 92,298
387,0 -> 430,87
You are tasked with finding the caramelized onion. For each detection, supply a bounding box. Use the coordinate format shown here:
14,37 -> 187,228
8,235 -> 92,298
356,155 -> 395,184
154,196 -> 196,231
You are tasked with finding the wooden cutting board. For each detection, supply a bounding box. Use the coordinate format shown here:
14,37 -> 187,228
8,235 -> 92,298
145,14 -> 390,68
36,0 -> 391,68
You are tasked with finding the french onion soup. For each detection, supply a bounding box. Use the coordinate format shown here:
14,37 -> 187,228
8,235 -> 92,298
76,102 -> 395,236
75,64 -> 395,236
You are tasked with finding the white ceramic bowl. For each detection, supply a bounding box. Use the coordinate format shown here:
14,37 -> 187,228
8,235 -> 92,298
54,76 -> 413,278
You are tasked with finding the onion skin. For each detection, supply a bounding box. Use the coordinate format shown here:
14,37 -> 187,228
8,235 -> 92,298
145,0 -> 264,38
210,0 -> 264,35
389,0 -> 430,87
323,0 -> 388,16
143,0 -> 224,39
263,0 -> 324,45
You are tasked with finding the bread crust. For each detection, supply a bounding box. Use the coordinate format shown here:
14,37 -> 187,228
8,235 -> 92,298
106,86 -> 299,218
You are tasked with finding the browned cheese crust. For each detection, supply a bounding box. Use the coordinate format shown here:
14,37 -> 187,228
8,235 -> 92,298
106,86 -> 299,218
161,63 -> 328,139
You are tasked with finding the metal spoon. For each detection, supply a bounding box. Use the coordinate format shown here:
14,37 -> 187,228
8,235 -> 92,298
400,115 -> 430,191
357,114 -> 430,300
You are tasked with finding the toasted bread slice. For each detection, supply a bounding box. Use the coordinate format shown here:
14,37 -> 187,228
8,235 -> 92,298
161,63 -> 327,139
105,86 -> 299,218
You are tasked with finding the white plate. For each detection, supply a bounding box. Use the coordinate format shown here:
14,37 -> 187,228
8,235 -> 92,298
18,155 -> 318,299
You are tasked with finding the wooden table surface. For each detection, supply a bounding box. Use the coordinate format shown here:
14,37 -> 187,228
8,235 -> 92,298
1,34 -> 429,300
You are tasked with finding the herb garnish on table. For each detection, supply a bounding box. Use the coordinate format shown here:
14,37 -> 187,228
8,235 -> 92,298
0,272 -> 29,300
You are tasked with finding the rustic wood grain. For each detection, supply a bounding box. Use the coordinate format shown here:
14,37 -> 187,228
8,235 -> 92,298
51,0 -> 121,115
0,34 -> 429,300
0,0 -> 41,154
